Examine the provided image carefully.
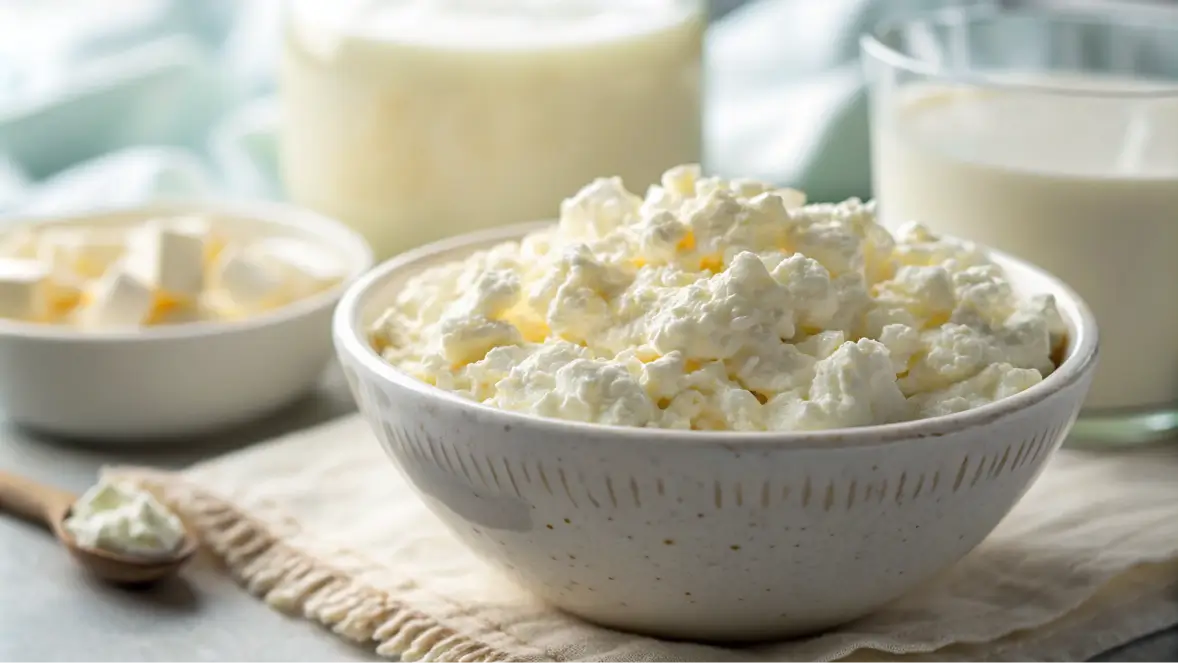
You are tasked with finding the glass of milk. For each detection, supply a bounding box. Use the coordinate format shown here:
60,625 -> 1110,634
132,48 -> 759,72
280,0 -> 704,261
862,4 -> 1178,445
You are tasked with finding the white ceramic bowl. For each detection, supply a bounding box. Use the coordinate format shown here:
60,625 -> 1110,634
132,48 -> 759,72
0,200 -> 372,442
334,221 -> 1098,642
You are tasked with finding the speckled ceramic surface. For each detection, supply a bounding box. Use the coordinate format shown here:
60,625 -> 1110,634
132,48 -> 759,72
333,222 -> 1099,642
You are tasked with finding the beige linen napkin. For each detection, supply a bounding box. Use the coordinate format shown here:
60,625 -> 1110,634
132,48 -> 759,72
116,415 -> 1178,662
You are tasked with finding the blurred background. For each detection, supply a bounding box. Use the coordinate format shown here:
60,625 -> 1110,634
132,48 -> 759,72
0,0 -> 1170,217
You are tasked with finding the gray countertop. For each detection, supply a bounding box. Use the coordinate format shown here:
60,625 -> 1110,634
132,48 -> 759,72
0,368 -> 1175,662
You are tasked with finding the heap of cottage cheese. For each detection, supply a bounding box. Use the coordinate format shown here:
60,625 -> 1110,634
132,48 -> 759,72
370,165 -> 1066,431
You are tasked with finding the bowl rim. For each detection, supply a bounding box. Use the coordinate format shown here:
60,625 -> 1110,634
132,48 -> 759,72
0,198 -> 374,343
334,220 -> 1099,450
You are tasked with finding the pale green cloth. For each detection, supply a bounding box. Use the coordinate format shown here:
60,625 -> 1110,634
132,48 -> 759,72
0,0 -> 923,215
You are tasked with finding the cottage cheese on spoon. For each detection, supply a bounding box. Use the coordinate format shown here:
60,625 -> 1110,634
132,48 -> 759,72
64,480 -> 185,560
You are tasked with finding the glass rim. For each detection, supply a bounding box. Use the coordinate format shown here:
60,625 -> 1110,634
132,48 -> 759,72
860,3 -> 1178,100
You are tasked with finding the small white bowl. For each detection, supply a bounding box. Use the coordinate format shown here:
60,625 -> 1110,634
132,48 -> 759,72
0,200 -> 372,442
334,221 -> 1098,642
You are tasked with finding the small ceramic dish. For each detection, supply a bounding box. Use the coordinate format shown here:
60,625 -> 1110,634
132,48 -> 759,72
0,200 -> 372,442
334,221 -> 1098,643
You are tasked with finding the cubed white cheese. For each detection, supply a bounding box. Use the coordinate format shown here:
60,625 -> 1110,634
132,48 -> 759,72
124,222 -> 205,298
0,217 -> 345,329
0,227 -> 40,260
157,215 -> 227,266
250,237 -> 346,297
38,228 -> 126,281
0,259 -> 51,321
208,248 -> 287,313
81,266 -> 155,328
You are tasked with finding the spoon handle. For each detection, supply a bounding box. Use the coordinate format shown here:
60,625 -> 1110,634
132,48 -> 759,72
0,470 -> 77,527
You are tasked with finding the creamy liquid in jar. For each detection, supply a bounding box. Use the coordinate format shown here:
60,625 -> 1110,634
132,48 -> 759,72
281,0 -> 703,260
873,81 -> 1178,411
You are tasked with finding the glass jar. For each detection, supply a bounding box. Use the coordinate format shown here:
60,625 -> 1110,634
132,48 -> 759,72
862,4 -> 1178,446
280,0 -> 705,261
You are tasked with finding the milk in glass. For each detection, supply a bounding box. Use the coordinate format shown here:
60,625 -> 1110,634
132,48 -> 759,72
874,81 -> 1178,412
281,0 -> 704,259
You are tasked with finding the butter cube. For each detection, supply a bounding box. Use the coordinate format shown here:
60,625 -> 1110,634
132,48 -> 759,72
157,215 -> 227,267
208,247 -> 287,313
124,222 -> 205,299
0,259 -> 50,321
251,237 -> 347,297
38,228 -> 126,281
81,266 -> 155,328
0,228 -> 40,260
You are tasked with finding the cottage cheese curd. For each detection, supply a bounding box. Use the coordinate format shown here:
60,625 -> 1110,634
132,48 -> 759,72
64,479 -> 186,559
370,165 -> 1066,431
0,217 -> 348,329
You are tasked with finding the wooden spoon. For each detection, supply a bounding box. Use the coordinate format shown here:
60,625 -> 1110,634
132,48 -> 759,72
0,470 -> 196,586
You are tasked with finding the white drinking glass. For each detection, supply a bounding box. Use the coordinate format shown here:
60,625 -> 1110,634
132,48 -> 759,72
862,4 -> 1178,445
